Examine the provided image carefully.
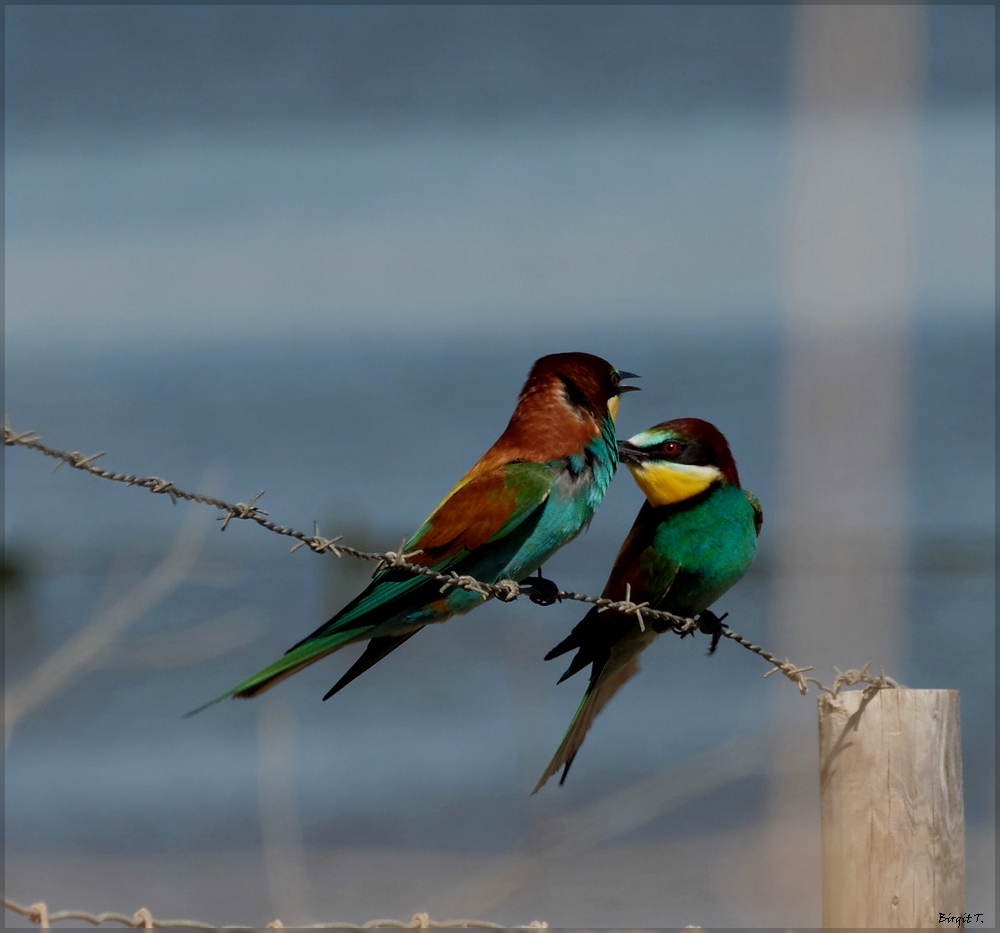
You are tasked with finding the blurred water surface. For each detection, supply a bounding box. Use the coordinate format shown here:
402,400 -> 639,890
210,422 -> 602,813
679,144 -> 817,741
4,5 -> 994,925
5,319 -> 993,863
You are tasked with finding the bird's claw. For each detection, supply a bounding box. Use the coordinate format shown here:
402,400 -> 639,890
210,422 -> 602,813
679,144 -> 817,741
520,571 -> 562,606
696,610 -> 729,655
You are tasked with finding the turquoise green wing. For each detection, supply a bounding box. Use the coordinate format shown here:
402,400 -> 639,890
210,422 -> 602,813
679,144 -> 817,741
315,460 -> 555,634
186,461 -> 555,715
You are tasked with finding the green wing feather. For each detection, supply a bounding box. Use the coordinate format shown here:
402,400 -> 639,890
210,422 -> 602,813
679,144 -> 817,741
306,460 -> 555,637
534,488 -> 763,787
534,504 -> 681,790
185,461 -> 554,716
744,489 -> 763,537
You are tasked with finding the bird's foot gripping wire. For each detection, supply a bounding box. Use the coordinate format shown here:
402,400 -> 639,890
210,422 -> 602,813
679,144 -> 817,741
519,569 -> 562,606
696,610 -> 729,655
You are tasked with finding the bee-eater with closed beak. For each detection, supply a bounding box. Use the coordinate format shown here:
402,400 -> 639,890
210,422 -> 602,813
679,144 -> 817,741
533,418 -> 762,791
188,353 -> 639,716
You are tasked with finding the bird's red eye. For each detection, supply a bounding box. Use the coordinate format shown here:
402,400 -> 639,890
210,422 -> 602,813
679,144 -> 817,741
610,372 -> 620,388
663,441 -> 680,455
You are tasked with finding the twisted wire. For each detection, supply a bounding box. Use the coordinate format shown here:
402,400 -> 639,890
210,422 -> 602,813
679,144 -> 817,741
3,897 -> 547,930
5,423 -> 896,697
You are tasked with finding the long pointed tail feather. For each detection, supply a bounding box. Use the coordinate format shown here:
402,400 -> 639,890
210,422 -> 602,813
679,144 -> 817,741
544,605 -> 601,661
531,657 -> 640,794
322,630 -> 422,700
183,627 -> 370,718
557,646 -> 610,685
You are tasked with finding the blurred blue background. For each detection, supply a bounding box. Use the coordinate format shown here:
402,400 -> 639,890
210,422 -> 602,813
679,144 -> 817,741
4,6 -> 994,928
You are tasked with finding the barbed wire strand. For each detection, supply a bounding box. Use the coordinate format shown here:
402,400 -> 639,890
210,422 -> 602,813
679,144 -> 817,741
4,423 -> 897,698
3,898 -> 547,930
4,424 -> 897,929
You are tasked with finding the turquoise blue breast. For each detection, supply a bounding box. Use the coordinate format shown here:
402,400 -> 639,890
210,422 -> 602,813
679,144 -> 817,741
419,428 -> 619,623
502,427 -> 618,581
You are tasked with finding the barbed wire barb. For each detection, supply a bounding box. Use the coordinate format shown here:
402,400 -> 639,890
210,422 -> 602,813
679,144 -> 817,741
622,583 -> 650,633
3,897 -> 548,930
219,490 -> 268,530
4,421 -> 899,698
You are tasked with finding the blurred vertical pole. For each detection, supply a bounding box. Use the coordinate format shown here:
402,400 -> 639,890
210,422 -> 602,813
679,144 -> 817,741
258,699 -> 312,926
762,5 -> 925,923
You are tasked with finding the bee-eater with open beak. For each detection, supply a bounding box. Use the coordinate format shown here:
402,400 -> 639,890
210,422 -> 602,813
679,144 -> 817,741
533,418 -> 762,791
188,353 -> 639,715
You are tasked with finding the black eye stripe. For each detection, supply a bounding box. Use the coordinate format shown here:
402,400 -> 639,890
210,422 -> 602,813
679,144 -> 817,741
558,374 -> 593,414
656,440 -> 717,467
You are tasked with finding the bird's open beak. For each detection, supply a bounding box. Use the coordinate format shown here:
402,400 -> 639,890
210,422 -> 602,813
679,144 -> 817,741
617,439 -> 650,464
617,371 -> 641,394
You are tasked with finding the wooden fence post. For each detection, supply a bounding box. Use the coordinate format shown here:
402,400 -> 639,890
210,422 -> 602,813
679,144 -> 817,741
818,688 -> 965,928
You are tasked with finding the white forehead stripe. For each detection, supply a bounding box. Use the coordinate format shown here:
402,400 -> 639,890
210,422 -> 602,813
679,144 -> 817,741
627,428 -> 671,447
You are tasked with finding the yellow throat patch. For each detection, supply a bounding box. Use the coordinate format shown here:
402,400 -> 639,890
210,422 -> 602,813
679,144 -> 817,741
608,395 -> 620,424
626,460 -> 722,507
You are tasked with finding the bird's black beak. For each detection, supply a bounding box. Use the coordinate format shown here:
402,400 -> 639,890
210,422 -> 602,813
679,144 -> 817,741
617,371 -> 641,394
617,439 -> 649,464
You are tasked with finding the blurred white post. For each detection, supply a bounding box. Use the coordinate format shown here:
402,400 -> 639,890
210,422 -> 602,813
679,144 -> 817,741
762,5 -> 925,922
258,699 -> 312,926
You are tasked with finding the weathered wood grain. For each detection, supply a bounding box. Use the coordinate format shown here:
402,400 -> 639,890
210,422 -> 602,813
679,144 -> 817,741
818,688 -> 965,928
